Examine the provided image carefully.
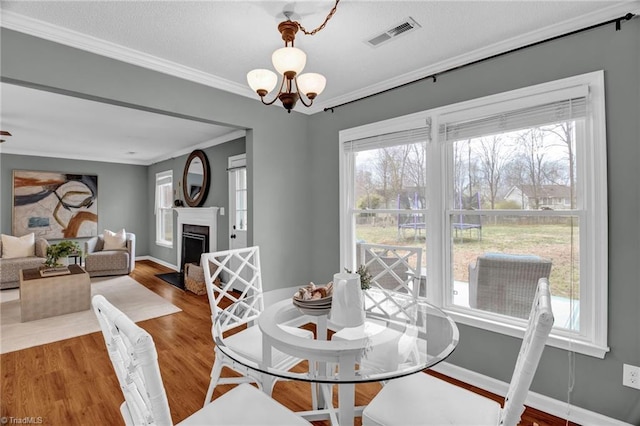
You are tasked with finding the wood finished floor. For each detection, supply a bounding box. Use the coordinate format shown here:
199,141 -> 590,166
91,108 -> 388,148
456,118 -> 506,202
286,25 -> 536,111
0,260 -> 576,426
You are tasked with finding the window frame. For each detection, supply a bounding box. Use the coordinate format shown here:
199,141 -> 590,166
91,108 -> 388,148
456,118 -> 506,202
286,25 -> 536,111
155,170 -> 174,248
339,71 -> 608,358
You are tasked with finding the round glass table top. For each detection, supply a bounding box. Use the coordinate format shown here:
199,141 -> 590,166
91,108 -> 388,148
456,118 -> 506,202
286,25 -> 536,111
213,288 -> 459,384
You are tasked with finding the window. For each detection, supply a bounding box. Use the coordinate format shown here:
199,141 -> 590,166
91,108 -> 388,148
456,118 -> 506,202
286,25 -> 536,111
228,154 -> 248,232
155,170 -> 173,247
340,71 -> 608,357
233,168 -> 248,231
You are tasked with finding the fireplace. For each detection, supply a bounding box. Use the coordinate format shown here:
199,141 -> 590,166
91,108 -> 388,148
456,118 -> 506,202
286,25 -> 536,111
181,224 -> 209,278
156,207 -> 220,291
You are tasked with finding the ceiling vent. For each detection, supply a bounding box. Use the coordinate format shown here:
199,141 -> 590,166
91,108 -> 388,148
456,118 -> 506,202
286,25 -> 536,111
366,17 -> 421,48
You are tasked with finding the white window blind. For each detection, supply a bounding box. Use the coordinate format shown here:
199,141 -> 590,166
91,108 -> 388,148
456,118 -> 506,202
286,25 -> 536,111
440,96 -> 587,142
155,171 -> 172,211
343,122 -> 431,152
156,171 -> 172,186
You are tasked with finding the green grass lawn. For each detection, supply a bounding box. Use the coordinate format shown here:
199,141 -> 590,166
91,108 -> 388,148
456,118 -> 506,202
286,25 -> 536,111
356,221 -> 579,299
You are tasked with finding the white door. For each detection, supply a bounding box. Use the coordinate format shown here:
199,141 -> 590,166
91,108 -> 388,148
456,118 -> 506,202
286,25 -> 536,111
228,154 -> 247,251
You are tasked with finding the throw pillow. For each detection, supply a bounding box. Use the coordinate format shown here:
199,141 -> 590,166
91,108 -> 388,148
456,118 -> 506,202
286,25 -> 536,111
103,229 -> 127,250
1,233 -> 36,258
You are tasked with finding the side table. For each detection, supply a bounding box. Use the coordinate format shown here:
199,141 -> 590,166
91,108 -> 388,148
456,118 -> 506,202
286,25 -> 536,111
68,252 -> 83,266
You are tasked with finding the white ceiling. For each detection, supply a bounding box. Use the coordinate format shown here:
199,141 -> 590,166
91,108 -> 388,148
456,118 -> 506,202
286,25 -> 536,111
0,82 -> 244,165
0,1 -> 637,164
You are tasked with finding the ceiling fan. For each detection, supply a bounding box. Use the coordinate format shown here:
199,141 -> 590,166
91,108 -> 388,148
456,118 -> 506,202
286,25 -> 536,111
0,130 -> 12,143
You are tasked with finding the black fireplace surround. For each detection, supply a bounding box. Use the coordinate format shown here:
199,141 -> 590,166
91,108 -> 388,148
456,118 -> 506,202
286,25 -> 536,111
181,224 -> 209,277
157,224 -> 209,290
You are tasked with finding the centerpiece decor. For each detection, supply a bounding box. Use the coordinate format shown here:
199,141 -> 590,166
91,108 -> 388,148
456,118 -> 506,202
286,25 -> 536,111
41,240 -> 80,277
345,265 -> 372,290
330,271 -> 365,327
292,282 -> 334,316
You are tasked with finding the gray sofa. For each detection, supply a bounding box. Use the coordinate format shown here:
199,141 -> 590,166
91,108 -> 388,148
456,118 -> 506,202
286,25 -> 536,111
0,238 -> 49,290
84,232 -> 135,277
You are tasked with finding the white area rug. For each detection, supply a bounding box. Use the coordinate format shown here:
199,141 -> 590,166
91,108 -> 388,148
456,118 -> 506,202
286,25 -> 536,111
0,275 -> 181,354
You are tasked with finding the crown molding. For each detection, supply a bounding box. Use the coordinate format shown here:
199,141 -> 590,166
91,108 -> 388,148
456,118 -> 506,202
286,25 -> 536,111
0,146 -> 151,165
1,3 -> 637,117
314,1 -> 638,114
148,129 -> 247,165
0,129 -> 247,166
0,10 -> 256,100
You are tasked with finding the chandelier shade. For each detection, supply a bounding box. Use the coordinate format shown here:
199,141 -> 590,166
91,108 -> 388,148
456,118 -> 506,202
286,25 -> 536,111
247,69 -> 278,95
297,73 -> 327,98
272,47 -> 307,76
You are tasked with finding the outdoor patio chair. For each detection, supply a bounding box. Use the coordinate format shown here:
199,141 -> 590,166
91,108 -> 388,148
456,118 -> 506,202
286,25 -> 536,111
200,246 -> 314,406
362,278 -> 554,426
92,294 -> 310,425
469,253 -> 552,319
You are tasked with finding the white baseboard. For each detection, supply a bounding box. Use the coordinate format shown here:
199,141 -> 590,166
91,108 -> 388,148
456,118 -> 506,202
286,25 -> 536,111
431,362 -> 632,426
135,255 -> 178,271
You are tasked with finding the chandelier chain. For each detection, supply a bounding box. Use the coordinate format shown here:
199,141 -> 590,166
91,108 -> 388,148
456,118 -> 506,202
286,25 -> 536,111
294,0 -> 341,36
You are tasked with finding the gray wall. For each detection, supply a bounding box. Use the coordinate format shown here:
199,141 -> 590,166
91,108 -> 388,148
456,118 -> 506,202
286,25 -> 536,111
307,18 -> 640,423
1,28 -> 312,294
147,137 -> 246,267
1,16 -> 639,423
0,154 -> 149,254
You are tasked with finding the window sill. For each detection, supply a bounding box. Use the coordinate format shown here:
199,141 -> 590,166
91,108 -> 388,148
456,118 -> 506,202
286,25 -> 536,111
445,307 -> 609,359
155,241 -> 173,249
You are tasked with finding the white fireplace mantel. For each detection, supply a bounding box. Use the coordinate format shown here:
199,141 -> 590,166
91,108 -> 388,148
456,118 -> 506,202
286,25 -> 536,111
174,207 -> 220,270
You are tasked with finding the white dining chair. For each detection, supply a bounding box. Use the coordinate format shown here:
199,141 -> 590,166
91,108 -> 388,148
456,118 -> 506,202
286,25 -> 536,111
332,244 -> 423,373
362,278 -> 554,426
201,246 -> 314,406
359,243 -> 423,298
92,294 -> 310,426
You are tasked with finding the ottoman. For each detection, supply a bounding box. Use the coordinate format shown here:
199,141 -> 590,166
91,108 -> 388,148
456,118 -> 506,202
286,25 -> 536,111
19,264 -> 91,322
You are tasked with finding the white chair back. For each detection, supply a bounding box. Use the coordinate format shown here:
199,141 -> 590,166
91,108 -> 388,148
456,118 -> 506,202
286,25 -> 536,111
359,244 -> 422,320
361,279 -> 553,426
201,246 -> 264,333
94,294 -> 312,426
360,243 -> 422,296
499,278 -> 554,426
92,294 -> 173,426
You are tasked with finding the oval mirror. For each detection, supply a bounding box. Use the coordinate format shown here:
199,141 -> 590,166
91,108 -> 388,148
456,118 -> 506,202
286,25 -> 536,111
183,149 -> 210,207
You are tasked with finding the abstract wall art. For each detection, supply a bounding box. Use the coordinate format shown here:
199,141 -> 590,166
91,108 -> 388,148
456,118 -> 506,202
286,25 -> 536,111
12,170 -> 98,239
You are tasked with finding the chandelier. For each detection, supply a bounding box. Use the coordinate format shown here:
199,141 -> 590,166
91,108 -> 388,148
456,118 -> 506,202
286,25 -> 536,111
246,0 -> 340,113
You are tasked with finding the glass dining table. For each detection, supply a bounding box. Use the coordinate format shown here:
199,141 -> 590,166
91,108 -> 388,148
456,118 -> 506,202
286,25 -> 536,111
213,288 -> 459,426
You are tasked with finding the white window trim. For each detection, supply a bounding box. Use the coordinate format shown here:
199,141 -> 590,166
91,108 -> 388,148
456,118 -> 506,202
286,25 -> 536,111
339,71 -> 608,358
155,210 -> 174,248
155,170 -> 174,248
228,153 -> 248,232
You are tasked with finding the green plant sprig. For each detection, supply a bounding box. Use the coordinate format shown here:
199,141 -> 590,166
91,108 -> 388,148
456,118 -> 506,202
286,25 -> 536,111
45,240 -> 80,268
344,265 -> 372,290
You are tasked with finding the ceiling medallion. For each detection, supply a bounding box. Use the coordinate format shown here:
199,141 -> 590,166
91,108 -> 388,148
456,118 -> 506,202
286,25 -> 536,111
247,0 -> 340,113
